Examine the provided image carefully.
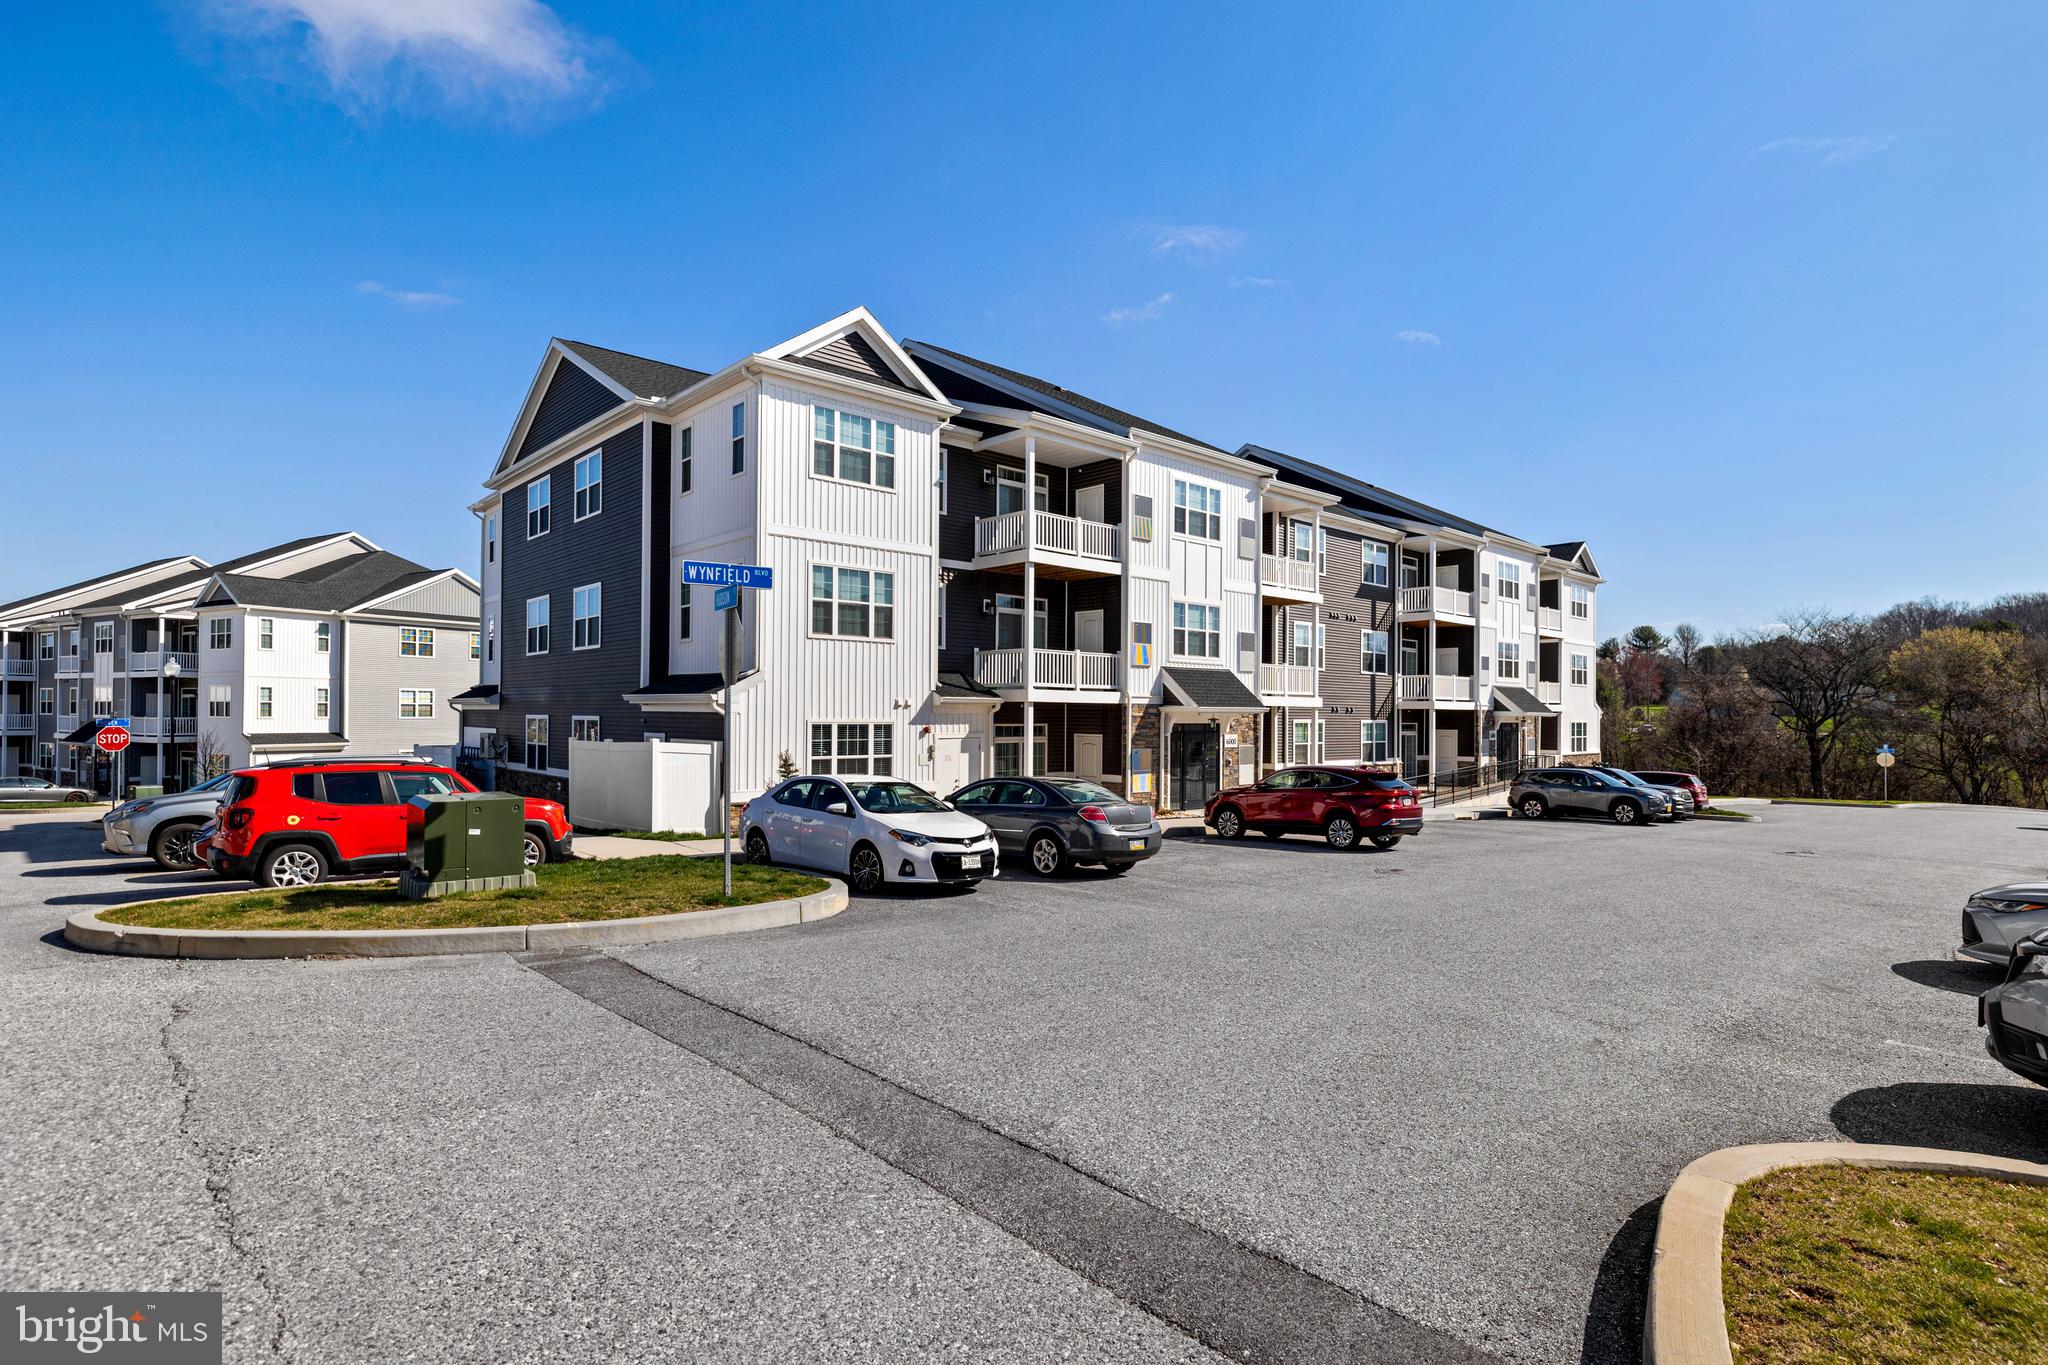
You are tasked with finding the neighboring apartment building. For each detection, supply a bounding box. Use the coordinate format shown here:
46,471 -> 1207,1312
461,306 -> 1603,813
0,533 -> 479,790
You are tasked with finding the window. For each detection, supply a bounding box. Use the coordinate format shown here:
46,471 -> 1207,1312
1317,719 -> 1327,762
730,402 -> 746,474
525,596 -> 550,654
526,475 -> 551,538
996,466 -> 1048,515
1291,522 -> 1313,563
1570,583 -> 1590,619
936,584 -> 947,651
1497,641 -> 1522,680
937,450 -> 947,513
1570,653 -> 1590,686
809,722 -> 893,776
1361,629 -> 1389,674
573,450 -> 602,519
39,743 -> 52,772
810,566 -> 895,639
992,722 -> 1047,778
209,619 -> 231,649
37,633 -> 53,660
257,686 -> 273,718
1317,624 -> 1327,672
678,583 -> 692,640
486,515 -> 497,564
677,427 -> 692,495
1362,720 -> 1390,762
93,624 -> 113,655
1172,480 -> 1222,540
320,771 -> 385,805
1362,543 -> 1389,588
315,622 -> 331,653
66,628 -> 79,656
1317,528 -> 1329,574
811,406 -> 897,488
257,618 -> 274,650
399,689 -> 434,718
524,715 -> 549,769
486,616 -> 495,662
400,627 -> 435,657
1132,621 -> 1154,666
995,594 -> 1048,651
1570,721 -> 1588,752
1132,494 -> 1155,542
1173,602 -> 1221,658
1291,621 -> 1313,668
37,688 -> 52,715
315,687 -> 329,719
1291,720 -> 1312,765
1498,562 -> 1522,601
93,695 -> 113,717
570,715 -> 600,742
64,684 -> 78,714
468,631 -> 480,660
572,583 -> 602,650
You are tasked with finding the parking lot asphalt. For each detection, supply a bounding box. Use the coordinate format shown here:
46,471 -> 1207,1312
5,803 -> 2047,1364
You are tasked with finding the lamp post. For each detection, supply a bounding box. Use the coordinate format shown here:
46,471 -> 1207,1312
162,657 -> 181,790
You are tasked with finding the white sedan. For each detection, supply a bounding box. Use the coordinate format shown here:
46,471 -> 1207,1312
741,775 -> 999,893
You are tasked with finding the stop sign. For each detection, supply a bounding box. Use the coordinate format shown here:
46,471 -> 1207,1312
94,725 -> 131,753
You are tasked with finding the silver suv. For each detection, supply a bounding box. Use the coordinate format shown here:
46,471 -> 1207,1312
102,772 -> 236,869
1510,766 -> 1672,826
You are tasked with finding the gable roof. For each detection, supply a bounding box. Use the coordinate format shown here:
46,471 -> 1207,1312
1160,665 -> 1263,711
0,556 -> 195,620
906,341 -> 1224,452
206,551 -> 438,613
558,340 -> 710,402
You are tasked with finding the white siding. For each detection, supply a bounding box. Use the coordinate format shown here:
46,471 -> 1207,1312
242,612 -> 342,737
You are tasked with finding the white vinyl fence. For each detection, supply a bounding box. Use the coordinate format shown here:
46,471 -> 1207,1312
569,738 -> 722,834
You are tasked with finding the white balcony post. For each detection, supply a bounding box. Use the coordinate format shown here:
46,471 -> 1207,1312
1022,434 -> 1036,776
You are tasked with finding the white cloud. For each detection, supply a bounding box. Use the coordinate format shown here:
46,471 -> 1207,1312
1148,225 -> 1246,258
194,0 -> 610,121
1230,276 -> 1285,289
1103,293 -> 1173,326
357,280 -> 460,309
1752,135 -> 1896,166
1395,330 -> 1441,348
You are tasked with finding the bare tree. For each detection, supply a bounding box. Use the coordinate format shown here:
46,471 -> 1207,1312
1670,622 -> 1702,670
1739,610 -> 1889,798
195,727 -> 230,781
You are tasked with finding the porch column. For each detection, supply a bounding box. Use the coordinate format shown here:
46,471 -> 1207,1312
1021,434 -> 1036,777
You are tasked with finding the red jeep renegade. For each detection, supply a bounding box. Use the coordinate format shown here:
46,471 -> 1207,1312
204,758 -> 572,888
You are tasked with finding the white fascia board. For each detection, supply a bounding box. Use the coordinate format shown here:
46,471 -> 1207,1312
937,423 -> 985,449
0,556 -> 210,625
1320,507 -> 1406,541
760,307 -> 952,405
486,403 -> 658,493
744,356 -> 959,421
969,408 -> 1135,461
1135,433 -> 1269,478
1262,479 -> 1343,511
492,342 -> 642,478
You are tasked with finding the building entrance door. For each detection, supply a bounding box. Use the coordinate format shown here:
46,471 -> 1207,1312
1495,722 -> 1521,771
1169,721 -> 1220,812
1400,722 -> 1421,778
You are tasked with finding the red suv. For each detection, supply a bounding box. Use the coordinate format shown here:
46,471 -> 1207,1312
1205,766 -> 1424,850
1631,769 -> 1708,812
204,759 -> 572,888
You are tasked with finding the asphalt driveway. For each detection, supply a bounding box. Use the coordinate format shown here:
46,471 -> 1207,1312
4,802 -> 2044,1363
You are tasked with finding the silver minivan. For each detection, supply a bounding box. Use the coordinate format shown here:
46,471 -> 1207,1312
1510,767 -> 1672,826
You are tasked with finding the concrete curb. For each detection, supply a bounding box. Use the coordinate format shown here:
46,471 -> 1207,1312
1644,1141 -> 2048,1365
1690,811 -> 1760,822
61,880 -> 847,960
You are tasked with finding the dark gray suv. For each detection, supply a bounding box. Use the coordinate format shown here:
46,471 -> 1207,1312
1510,767 -> 1672,826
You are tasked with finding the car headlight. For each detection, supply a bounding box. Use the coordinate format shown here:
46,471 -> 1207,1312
1971,897 -> 2047,913
888,828 -> 931,847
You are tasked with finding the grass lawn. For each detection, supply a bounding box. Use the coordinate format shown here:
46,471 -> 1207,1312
98,856 -> 826,932
1723,1165 -> 2048,1365
1694,806 -> 1758,819
605,829 -> 708,841
1767,797 -> 1904,808
0,801 -> 104,811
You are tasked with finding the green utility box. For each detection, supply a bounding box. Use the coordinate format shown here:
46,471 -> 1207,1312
399,792 -> 534,900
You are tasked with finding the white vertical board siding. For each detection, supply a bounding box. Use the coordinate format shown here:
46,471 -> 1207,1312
345,622 -> 471,754
478,501 -> 503,686
667,382 -> 759,679
195,608 -> 247,769
241,613 -> 343,735
757,380 -> 941,551
1131,443 -> 1264,701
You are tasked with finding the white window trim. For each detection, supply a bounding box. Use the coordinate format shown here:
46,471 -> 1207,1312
525,595 -> 550,656
1361,629 -> 1389,675
257,686 -> 273,719
400,626 -> 436,658
730,401 -> 747,476
570,714 -> 601,743
1171,478 -> 1224,542
572,583 -> 602,651
1362,542 -> 1390,588
314,687 -> 329,719
1171,601 -> 1223,661
572,450 -> 602,521
809,405 -> 899,491
399,689 -> 435,719
937,449 -> 947,514
808,563 -> 897,642
807,720 -> 896,776
315,622 -> 331,653
676,426 -> 694,496
1361,719 -> 1390,763
526,475 -> 552,539
523,714 -> 550,770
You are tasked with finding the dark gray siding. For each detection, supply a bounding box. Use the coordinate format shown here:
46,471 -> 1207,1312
517,358 -> 625,463
1314,526 -> 1397,760
646,422 -> 671,686
938,444 -> 1107,564
990,700 -> 1121,777
793,332 -> 915,392
939,571 -> 1119,677
498,422 -> 646,769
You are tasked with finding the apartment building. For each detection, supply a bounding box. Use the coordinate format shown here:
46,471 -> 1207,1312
463,306 -> 1603,813
0,533 -> 478,790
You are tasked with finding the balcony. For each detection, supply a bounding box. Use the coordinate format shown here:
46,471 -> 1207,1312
0,714 -> 34,734
129,716 -> 198,740
1258,663 -> 1320,702
1396,674 -> 1475,706
1399,585 -> 1475,620
1537,606 -> 1564,636
973,510 -> 1121,576
0,658 -> 32,678
974,648 -> 1122,698
1258,554 -> 1320,604
131,651 -> 198,675
1537,680 -> 1563,707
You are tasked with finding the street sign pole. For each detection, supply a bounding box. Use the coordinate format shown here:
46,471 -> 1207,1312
1875,744 -> 1896,802
722,602 -> 736,898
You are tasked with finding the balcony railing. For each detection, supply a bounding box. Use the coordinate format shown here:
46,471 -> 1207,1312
1537,680 -> 1563,706
129,717 -> 198,740
0,658 -> 33,678
131,651 -> 198,675
1538,607 -> 1564,633
1400,585 -> 1475,618
974,648 -> 1122,692
1258,663 -> 1318,697
974,510 -> 1120,563
1398,674 -> 1474,703
1258,554 -> 1319,595
0,714 -> 34,734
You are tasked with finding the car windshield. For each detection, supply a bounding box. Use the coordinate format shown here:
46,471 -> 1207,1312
1050,780 -> 1119,804
190,772 -> 234,794
849,781 -> 949,814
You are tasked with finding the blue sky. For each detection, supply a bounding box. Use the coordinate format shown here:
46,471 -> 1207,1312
3,2 -> 2042,638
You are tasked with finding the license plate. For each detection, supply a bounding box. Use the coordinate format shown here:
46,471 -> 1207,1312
1128,839 -> 1147,851
962,854 -> 982,870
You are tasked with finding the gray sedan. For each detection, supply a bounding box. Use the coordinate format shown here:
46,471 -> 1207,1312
947,777 -> 1162,876
0,775 -> 94,804
1956,882 -> 2048,968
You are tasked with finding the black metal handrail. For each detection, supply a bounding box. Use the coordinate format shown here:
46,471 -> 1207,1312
1422,758 -> 1523,808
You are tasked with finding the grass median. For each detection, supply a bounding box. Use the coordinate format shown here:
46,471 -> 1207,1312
98,856 -> 827,932
1724,1164 -> 2048,1364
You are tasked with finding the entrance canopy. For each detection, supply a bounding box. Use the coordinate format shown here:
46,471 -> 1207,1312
1160,666 -> 1262,715
1490,685 -> 1554,716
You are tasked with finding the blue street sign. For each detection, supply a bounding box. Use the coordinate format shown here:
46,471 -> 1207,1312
682,560 -> 774,589
108,717 -> 130,728
714,585 -> 739,612
1876,744 -> 1896,755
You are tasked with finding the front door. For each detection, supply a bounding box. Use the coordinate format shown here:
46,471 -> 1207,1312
1075,484 -> 1105,524
1400,722 -> 1421,778
1074,609 -> 1104,655
1169,722 -> 1220,812
1074,733 -> 1103,779
1496,722 -> 1520,770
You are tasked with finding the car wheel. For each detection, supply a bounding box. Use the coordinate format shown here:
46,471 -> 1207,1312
1212,806 -> 1245,840
257,843 -> 326,889
1610,800 -> 1641,827
1325,814 -> 1359,850
522,831 -> 549,867
745,829 -> 772,865
1369,833 -> 1402,850
849,842 -> 885,894
150,821 -> 205,871
1518,796 -> 1548,820
1028,832 -> 1069,877
65,791 -> 88,803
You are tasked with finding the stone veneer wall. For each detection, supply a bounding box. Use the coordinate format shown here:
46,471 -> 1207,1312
1128,703 -> 1162,810
493,766 -> 569,804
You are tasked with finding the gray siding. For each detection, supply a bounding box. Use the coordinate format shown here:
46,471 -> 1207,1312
794,332 -> 915,393
517,358 -> 625,463
371,576 -> 480,620
1314,526 -> 1397,760
344,620 -> 473,753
